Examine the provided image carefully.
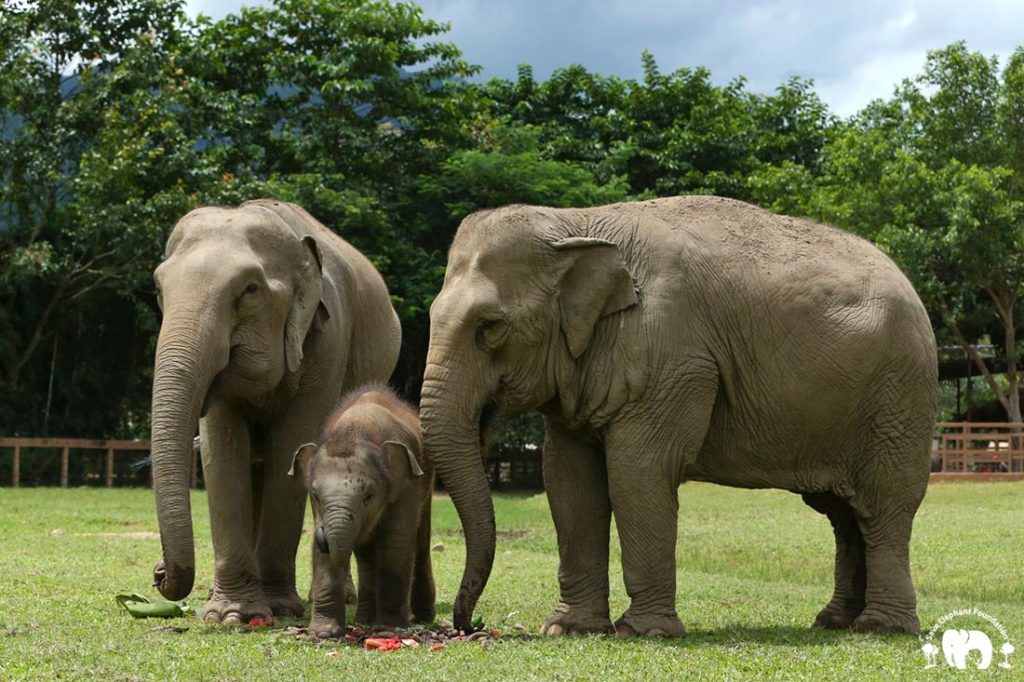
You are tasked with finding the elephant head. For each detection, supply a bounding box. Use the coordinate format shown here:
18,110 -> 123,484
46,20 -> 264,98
420,206 -> 638,630
150,201 -> 327,600
942,628 -> 994,669
290,436 -> 424,572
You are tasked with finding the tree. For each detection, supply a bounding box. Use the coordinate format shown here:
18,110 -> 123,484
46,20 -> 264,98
0,0 -> 478,435
810,42 -> 1024,422
0,0 -> 199,436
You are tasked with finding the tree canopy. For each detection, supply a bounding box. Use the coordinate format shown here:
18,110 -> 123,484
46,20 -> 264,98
1,1 -> 1021,441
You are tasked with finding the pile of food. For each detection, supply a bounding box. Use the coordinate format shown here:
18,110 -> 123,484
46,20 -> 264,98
282,623 -> 506,653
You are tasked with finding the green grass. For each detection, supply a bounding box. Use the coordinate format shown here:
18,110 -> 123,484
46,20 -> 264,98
0,482 -> 1020,680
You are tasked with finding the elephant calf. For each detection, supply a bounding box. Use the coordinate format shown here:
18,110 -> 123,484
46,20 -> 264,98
291,384 -> 435,637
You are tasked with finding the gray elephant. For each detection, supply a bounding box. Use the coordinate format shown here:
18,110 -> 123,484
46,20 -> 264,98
150,199 -> 401,623
291,384 -> 435,637
421,195 -> 936,637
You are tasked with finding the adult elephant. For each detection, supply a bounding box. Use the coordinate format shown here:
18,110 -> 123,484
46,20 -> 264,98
421,196 -> 936,637
150,199 -> 400,623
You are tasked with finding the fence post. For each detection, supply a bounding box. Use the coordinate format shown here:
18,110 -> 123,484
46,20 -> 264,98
105,448 -> 115,487
60,446 -> 69,487
12,446 -> 19,487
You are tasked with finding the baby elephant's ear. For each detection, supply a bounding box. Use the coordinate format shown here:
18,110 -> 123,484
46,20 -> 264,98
289,442 -> 318,479
383,440 -> 424,478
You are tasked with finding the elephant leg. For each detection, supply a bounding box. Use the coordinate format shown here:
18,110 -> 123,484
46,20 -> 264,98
607,456 -> 684,638
849,499 -> 922,634
801,492 -> 866,628
354,544 -> 378,624
371,494 -> 420,626
200,406 -> 270,623
308,541 -> 347,638
344,568 -> 357,605
255,412 -> 322,618
409,491 -> 436,623
540,421 -> 614,636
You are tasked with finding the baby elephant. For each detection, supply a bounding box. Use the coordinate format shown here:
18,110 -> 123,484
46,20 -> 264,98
290,384 -> 435,637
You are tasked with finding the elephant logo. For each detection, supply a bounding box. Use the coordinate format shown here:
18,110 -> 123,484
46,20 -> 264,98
921,608 -> 1014,671
942,629 -> 993,669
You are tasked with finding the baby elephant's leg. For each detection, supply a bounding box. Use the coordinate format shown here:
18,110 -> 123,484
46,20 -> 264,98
410,490 -> 436,623
308,543 -> 348,638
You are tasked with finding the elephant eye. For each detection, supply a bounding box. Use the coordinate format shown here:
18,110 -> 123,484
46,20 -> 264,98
243,282 -> 260,295
363,492 -> 375,504
475,317 -> 509,351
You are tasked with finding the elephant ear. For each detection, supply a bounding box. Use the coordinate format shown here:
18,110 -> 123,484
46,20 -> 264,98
285,235 -> 328,374
549,237 -> 639,359
289,442 -> 319,482
383,439 -> 424,501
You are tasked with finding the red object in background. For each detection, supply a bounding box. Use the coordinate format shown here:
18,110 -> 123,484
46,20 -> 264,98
248,616 -> 272,627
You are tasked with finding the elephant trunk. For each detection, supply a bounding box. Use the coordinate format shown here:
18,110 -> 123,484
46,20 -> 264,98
322,503 -> 362,572
150,309 -> 229,600
419,365 -> 495,632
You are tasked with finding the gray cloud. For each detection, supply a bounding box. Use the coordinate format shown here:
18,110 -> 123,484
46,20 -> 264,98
187,0 -> 1024,116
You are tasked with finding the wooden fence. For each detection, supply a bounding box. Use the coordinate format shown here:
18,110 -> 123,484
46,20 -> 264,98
4,423 -> 1024,487
931,422 -> 1024,480
0,437 -> 199,488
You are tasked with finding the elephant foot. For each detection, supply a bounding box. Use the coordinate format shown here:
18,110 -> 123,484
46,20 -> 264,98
851,607 -> 919,634
265,590 -> 305,618
202,595 -> 273,625
540,603 -> 614,636
309,615 -> 346,639
375,610 -> 412,628
813,599 -> 865,629
411,602 -> 436,624
614,611 -> 686,638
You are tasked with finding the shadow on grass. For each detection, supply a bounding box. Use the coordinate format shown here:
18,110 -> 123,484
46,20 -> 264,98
483,624 -> 915,648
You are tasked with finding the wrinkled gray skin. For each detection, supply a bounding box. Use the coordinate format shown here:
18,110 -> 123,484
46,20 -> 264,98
421,196 -> 936,637
150,199 -> 400,623
291,386 -> 435,638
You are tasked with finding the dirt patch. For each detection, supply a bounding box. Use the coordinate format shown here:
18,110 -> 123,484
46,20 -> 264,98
75,531 -> 160,539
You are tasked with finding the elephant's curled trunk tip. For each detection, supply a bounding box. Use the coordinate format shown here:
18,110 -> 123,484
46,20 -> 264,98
153,559 -> 194,601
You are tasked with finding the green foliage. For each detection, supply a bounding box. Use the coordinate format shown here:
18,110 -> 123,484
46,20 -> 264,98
805,42 -> 1024,419
2,0 -> 1021,437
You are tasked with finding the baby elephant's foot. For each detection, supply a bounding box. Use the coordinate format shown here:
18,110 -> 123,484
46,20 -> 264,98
851,607 -> 919,634
614,610 -> 686,638
202,594 -> 273,625
813,598 -> 865,629
265,590 -> 305,618
309,615 -> 346,639
540,603 -> 614,636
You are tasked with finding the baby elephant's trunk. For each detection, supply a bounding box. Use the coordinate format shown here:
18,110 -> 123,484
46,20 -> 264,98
321,503 -> 362,572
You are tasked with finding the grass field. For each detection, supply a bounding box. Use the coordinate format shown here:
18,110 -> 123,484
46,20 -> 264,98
0,481 -> 1020,680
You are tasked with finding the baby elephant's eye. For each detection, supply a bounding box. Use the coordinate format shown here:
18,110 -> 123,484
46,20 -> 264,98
243,282 -> 260,295
363,492 -> 375,504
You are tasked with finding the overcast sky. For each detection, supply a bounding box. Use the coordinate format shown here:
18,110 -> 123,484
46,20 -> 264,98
185,0 -> 1023,117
